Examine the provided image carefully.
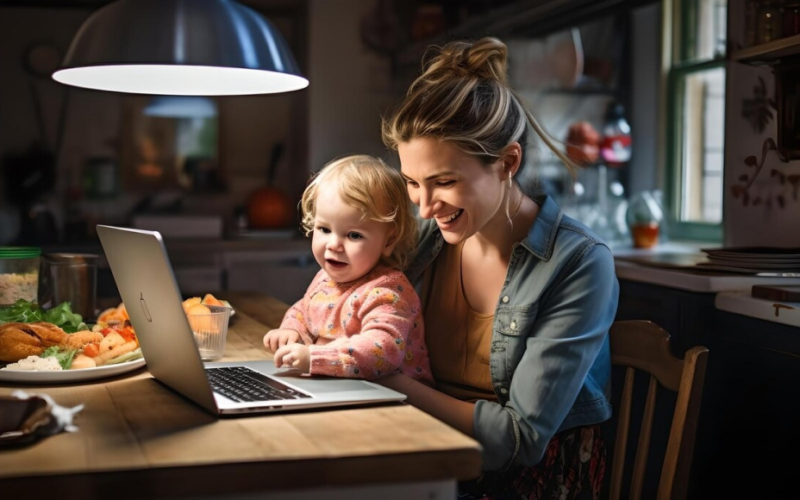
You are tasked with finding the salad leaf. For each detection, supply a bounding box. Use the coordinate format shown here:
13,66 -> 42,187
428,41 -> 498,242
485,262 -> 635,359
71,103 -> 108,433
41,346 -> 78,370
42,301 -> 88,333
0,299 -> 88,333
0,299 -> 44,323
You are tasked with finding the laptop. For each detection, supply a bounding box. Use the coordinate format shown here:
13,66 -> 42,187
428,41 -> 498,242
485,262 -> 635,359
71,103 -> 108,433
96,225 -> 407,415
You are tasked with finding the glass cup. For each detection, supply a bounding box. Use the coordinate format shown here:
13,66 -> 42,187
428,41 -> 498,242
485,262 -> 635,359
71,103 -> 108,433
187,304 -> 231,361
38,253 -> 98,319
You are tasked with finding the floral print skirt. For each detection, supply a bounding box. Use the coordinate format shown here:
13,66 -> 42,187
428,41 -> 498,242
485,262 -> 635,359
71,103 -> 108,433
457,425 -> 607,500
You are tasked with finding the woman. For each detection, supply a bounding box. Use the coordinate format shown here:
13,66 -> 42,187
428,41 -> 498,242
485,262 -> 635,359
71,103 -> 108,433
379,37 -> 619,499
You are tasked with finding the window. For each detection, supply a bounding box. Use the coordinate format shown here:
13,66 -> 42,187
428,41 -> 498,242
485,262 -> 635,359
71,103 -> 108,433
664,0 -> 727,240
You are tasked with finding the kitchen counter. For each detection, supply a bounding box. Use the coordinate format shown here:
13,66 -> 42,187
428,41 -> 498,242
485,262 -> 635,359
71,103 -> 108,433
612,242 -> 800,292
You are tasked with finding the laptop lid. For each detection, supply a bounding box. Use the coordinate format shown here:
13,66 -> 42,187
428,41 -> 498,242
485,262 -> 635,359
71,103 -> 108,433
97,225 -> 220,414
96,225 -> 407,415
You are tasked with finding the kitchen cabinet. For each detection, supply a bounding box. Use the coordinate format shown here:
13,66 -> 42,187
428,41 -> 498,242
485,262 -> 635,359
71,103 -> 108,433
51,238 -> 316,306
615,276 -> 800,498
225,249 -> 319,306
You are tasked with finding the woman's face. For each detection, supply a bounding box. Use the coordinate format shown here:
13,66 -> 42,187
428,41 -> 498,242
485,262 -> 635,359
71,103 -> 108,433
398,137 -> 507,244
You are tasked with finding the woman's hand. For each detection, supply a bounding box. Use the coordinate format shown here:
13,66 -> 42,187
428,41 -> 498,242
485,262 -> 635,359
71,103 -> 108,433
273,343 -> 311,373
376,373 -> 476,437
263,328 -> 302,353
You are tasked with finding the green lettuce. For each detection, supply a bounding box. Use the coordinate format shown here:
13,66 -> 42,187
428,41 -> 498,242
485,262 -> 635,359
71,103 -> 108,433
41,346 -> 78,370
0,299 -> 88,333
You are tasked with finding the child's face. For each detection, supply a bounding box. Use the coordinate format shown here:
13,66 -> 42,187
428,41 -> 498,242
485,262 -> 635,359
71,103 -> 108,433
311,186 -> 396,283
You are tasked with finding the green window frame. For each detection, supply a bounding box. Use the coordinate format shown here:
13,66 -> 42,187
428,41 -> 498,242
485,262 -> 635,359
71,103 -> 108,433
661,0 -> 727,242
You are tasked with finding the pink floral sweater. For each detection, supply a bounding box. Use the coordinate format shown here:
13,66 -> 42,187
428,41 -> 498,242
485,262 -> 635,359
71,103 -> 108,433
279,265 -> 433,384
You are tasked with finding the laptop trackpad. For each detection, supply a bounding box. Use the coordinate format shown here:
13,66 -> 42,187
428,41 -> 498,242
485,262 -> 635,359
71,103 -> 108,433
271,371 -> 379,393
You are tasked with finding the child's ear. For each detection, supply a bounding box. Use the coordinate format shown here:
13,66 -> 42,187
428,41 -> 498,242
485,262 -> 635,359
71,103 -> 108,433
383,231 -> 399,257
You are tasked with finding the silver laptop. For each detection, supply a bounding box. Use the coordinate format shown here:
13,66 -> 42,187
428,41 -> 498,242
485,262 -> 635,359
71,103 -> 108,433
96,225 -> 407,415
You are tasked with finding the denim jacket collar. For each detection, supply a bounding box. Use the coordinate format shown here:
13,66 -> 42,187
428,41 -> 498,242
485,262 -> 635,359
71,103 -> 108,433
517,193 -> 562,262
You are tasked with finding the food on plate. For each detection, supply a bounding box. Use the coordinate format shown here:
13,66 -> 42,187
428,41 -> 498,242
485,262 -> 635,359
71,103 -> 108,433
70,354 -> 96,370
97,302 -> 129,326
0,322 -> 68,362
0,299 -> 88,333
3,355 -> 62,371
0,322 -> 141,371
63,330 -> 104,350
0,299 -> 143,372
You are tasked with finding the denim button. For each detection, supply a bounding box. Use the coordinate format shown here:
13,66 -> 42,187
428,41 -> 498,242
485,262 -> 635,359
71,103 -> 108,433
500,387 -> 508,394
510,321 -> 517,329
502,296 -> 509,303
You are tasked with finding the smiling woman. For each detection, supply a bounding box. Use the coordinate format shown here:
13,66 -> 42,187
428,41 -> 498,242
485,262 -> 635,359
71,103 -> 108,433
379,37 -> 619,500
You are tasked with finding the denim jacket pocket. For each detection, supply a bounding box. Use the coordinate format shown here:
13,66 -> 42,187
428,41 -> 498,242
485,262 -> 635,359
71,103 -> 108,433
495,304 -> 539,337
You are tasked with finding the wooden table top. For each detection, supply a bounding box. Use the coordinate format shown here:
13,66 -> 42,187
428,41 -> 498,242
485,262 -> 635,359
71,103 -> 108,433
0,291 -> 482,497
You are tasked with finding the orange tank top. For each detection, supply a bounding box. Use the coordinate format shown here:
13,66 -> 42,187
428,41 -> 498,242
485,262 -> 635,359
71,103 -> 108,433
421,241 -> 497,402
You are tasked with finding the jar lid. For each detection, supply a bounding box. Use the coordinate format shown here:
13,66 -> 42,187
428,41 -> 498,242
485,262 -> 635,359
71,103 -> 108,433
0,247 -> 42,259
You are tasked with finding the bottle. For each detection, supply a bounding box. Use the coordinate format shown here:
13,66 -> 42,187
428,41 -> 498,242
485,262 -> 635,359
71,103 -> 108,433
600,102 -> 632,168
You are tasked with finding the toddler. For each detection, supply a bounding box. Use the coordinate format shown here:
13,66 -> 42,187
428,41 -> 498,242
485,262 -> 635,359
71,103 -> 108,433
263,155 -> 433,385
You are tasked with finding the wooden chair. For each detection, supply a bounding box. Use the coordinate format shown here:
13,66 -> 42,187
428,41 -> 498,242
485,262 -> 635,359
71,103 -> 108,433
608,320 -> 709,500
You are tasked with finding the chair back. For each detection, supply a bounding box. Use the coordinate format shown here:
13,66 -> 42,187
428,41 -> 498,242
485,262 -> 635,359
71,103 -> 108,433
608,320 -> 708,500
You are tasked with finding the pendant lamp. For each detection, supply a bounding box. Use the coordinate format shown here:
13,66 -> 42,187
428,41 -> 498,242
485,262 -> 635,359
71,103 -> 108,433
52,0 -> 308,96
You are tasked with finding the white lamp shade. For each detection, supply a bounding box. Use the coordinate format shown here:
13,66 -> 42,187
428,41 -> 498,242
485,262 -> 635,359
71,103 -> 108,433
52,0 -> 309,96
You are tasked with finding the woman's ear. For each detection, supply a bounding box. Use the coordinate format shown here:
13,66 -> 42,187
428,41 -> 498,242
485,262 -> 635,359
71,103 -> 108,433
501,142 -> 523,179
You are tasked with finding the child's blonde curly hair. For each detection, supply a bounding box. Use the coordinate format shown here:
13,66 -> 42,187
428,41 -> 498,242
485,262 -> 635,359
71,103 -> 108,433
300,155 -> 417,271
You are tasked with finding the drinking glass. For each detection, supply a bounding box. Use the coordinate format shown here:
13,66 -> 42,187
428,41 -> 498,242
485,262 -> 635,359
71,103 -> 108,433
187,304 -> 231,361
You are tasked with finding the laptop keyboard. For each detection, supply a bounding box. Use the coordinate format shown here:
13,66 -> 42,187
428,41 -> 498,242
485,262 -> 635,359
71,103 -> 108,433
206,366 -> 311,402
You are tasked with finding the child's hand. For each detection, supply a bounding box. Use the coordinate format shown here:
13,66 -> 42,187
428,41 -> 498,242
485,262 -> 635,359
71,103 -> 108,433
273,343 -> 310,373
263,329 -> 302,353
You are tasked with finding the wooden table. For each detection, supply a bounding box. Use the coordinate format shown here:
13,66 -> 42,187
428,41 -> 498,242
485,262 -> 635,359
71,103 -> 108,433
0,292 -> 482,499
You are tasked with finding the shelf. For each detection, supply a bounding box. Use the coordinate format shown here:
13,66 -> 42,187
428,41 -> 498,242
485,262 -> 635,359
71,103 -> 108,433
394,0 -> 641,69
731,33 -> 800,64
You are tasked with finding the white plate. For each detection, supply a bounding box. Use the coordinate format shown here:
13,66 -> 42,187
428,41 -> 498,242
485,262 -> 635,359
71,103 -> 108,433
0,358 -> 146,384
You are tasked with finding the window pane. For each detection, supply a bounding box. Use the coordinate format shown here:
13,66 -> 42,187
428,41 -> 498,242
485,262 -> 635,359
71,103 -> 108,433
680,67 -> 725,223
685,0 -> 727,61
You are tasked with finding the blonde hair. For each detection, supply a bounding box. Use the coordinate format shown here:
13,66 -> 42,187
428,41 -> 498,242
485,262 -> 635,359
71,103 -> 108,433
300,155 -> 417,271
381,37 -> 576,180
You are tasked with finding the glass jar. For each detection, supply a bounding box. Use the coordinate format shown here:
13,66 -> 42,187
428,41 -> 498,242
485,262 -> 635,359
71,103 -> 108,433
626,192 -> 664,249
0,247 -> 42,306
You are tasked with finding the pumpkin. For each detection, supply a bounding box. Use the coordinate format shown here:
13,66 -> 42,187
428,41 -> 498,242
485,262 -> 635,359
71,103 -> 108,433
247,186 -> 293,229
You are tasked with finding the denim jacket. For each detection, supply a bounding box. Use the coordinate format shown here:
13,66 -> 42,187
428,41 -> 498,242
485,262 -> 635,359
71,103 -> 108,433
406,194 -> 619,471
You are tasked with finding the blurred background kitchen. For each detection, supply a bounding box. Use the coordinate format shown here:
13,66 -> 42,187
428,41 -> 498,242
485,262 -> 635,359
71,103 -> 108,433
1,0 -> 798,305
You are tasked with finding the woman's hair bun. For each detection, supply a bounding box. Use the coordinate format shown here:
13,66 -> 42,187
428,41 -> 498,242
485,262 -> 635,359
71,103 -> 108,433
421,37 -> 508,84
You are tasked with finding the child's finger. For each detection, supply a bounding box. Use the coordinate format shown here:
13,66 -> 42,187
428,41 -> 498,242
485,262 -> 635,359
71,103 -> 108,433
273,346 -> 286,366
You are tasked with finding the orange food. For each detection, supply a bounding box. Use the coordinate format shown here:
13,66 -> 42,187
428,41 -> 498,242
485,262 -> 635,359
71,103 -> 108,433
202,294 -> 224,306
188,304 -> 211,316
83,343 -> 100,358
98,302 -> 130,325
182,297 -> 201,313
